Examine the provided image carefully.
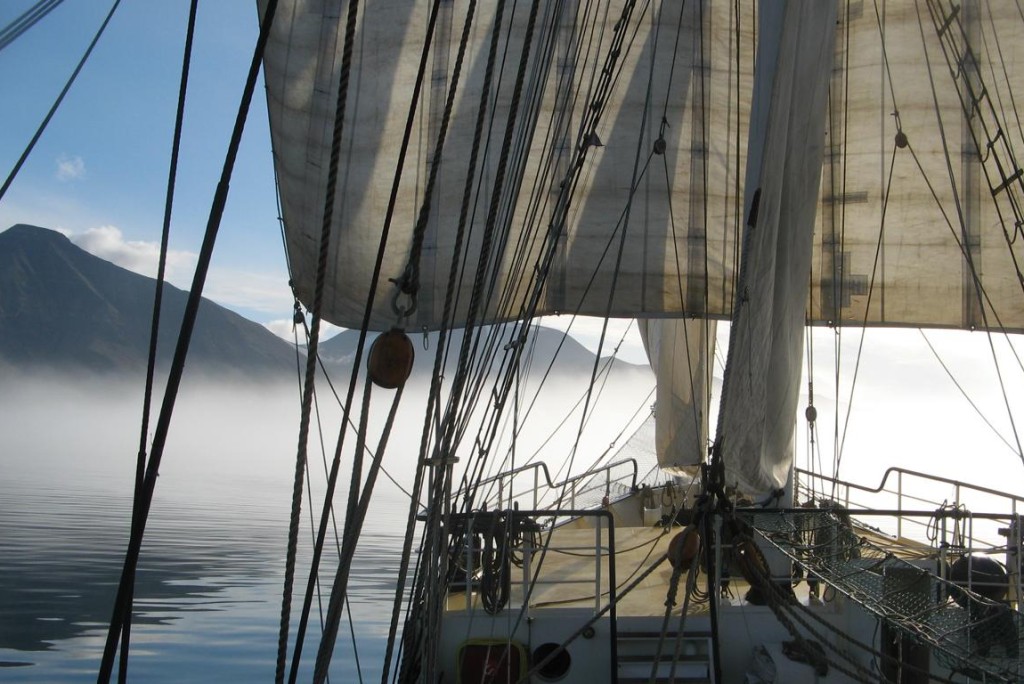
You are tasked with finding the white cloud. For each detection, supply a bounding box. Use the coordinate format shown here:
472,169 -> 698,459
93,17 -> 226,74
65,225 -> 296,321
71,225 -> 197,281
55,155 -> 86,181
264,318 -> 299,340
204,268 -> 293,315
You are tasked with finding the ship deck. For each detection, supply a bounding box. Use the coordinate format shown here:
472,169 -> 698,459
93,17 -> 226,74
445,514 -> 937,617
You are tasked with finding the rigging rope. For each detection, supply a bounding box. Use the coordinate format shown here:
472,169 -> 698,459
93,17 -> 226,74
314,382 -> 406,683
278,0 -> 362,678
292,320 -> 364,684
0,0 -> 121,204
419,2 -> 547,677
383,0 -> 503,679
651,524 -> 701,683
433,3 -> 686,669
307,342 -> 415,501
911,0 -> 1024,468
0,0 -> 65,52
300,1 -> 448,680
97,2 -> 280,680
119,2 -> 199,681
832,145 -> 899,484
395,0 -> 479,310
919,328 -> 1021,456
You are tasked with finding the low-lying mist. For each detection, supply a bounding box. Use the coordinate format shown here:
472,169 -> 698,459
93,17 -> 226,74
0,363 -> 658,517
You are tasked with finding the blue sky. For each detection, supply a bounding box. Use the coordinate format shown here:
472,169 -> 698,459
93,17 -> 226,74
0,1 -> 650,357
2,2 -> 1023,487
0,1 -> 296,331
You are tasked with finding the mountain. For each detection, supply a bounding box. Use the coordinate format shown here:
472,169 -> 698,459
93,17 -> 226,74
319,323 -> 649,378
0,224 -> 296,377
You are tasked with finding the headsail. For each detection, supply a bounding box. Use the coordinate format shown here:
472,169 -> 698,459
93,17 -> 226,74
639,318 -> 715,473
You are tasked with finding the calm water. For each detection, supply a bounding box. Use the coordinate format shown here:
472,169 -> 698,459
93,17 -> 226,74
0,377 -> 422,683
0,473 -> 407,683
0,372 -> 654,683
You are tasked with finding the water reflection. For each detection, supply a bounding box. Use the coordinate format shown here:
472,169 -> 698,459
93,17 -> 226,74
0,369 -> 655,682
0,479 -> 398,682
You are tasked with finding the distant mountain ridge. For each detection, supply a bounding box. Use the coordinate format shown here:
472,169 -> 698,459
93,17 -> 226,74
0,224 -> 295,377
0,224 -> 647,379
319,324 -> 648,377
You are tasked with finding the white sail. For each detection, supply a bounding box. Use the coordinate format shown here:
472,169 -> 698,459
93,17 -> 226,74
639,318 -> 715,473
261,0 -> 1024,493
809,1 -> 1024,331
262,1 -> 753,331
263,1 -> 1024,335
717,1 -> 837,494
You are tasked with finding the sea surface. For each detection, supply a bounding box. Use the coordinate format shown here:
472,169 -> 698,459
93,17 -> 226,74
0,377 -> 425,683
0,370 -> 655,682
0,468 -> 408,683
5,329 -> 1021,682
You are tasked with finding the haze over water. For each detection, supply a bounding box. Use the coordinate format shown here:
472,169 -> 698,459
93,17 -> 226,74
0,375 -> 402,682
0,365 -> 655,682
2,326 -> 1022,681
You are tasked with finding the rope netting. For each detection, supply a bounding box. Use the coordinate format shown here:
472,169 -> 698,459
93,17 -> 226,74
745,509 -> 1023,681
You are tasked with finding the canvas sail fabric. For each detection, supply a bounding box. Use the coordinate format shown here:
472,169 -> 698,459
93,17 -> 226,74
812,1 -> 1024,332
260,1 -> 753,331
639,318 -> 715,473
717,1 -> 837,494
262,1 -> 1024,335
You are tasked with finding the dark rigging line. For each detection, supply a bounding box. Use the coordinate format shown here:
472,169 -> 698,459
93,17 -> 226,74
97,1 -> 281,680
0,0 -> 65,52
291,319 -> 373,684
281,0 -> 366,677
978,4 -> 1024,163
300,329 -> 360,684
912,0 -> 1024,466
498,0 -> 654,655
548,0 -> 654,498
314,381 -> 406,684
277,0 -> 358,666
0,0 -> 121,204
385,1 -> 514,672
120,2 -> 199,682
421,2 -> 546,676
919,329 -> 1020,457
834,146 -> 899,479
300,1 -> 447,680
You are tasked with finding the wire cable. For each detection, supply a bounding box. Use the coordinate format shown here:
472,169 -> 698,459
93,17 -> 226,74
97,2 -> 281,680
0,0 -> 65,53
119,2 -> 199,681
0,0 -> 121,203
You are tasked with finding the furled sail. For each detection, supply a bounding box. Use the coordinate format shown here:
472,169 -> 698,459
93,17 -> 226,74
717,1 -> 837,494
639,318 -> 715,473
